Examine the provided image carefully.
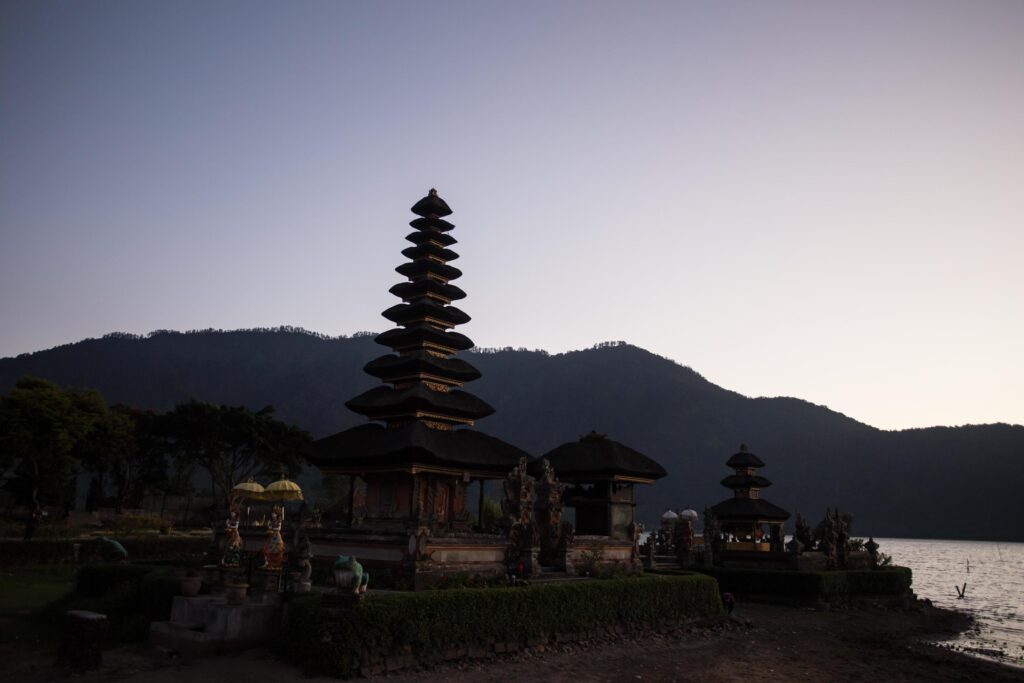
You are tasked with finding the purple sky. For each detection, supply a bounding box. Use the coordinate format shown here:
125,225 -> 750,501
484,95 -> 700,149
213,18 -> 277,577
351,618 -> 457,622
1,1 -> 1022,430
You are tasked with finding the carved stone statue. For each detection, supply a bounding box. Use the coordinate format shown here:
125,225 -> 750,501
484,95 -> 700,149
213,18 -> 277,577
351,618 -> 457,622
836,509 -> 850,569
786,535 -> 802,555
294,528 -> 313,590
534,459 -> 566,566
702,507 -> 721,565
556,521 -> 575,573
220,505 -> 243,567
675,519 -> 694,567
261,505 -> 286,571
501,458 -> 537,574
864,537 -> 880,567
821,508 -> 838,570
794,512 -> 812,553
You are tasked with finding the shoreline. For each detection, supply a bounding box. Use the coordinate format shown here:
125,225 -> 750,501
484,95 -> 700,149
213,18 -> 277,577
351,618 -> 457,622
5,599 -> 1024,683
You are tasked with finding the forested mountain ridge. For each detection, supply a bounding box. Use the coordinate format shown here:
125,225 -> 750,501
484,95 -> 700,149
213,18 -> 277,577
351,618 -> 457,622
3,329 -> 1022,541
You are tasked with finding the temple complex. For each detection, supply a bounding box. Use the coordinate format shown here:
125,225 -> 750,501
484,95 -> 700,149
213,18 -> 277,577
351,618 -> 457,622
304,190 -> 531,586
708,443 -> 789,559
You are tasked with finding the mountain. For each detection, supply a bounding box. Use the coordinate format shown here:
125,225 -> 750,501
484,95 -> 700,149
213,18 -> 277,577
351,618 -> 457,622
2,329 -> 1022,542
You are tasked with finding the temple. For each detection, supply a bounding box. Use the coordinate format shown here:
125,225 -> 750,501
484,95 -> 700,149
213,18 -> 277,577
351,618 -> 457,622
538,432 -> 667,572
305,190 -> 531,585
708,443 -> 789,555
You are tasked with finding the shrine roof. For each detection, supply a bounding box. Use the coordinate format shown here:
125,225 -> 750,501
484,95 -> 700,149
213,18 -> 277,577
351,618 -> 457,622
539,431 -> 667,482
375,324 -> 474,352
363,351 -> 482,383
725,444 -> 766,469
345,384 -> 494,421
306,422 -> 530,472
389,280 -> 467,302
405,230 -> 457,247
381,301 -> 471,327
411,190 -> 452,218
720,474 -> 773,489
709,497 -> 790,522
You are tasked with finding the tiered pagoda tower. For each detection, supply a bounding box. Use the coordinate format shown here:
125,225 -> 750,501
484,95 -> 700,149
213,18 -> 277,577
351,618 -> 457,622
709,443 -> 789,552
307,190 -> 528,534
346,189 -> 493,429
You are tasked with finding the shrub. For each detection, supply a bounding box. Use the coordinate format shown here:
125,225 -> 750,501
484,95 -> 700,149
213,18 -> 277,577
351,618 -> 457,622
668,567 -> 912,602
48,563 -> 181,646
284,574 -> 722,678
75,564 -> 154,597
0,536 -> 212,567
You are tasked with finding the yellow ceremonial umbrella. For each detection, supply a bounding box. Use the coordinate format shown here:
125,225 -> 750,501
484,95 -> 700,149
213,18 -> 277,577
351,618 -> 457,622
231,478 -> 266,501
263,476 -> 304,502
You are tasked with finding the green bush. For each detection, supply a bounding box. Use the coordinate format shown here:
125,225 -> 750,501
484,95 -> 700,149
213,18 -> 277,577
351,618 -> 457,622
284,574 -> 722,678
666,567 -> 913,601
75,564 -> 155,597
47,564 -> 181,646
0,536 -> 211,567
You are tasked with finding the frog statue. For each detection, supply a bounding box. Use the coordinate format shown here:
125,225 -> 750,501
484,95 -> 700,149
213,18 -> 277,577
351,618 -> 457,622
333,555 -> 369,594
96,536 -> 128,562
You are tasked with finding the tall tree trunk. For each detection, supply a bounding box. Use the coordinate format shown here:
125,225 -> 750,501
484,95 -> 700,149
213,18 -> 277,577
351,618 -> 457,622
23,458 -> 41,541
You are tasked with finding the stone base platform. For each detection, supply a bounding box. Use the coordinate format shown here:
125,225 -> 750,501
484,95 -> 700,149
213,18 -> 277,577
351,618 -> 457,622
149,595 -> 282,657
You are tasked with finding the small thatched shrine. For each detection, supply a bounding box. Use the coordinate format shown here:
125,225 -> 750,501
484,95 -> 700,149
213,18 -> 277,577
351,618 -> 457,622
536,432 -> 667,572
708,443 -> 789,556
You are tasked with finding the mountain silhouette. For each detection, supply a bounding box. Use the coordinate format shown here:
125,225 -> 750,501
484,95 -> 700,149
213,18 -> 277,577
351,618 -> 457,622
2,328 -> 1021,542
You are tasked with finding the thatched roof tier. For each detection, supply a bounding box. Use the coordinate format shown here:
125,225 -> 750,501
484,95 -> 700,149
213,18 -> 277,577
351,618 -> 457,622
363,352 -> 482,384
411,190 -> 452,218
389,280 -> 467,303
709,497 -> 790,522
396,260 -> 462,282
409,216 -> 456,232
538,432 -> 667,483
345,384 -> 495,422
375,324 -> 474,353
405,230 -> 457,247
720,474 -> 772,489
381,302 -> 470,328
401,244 -> 459,262
725,444 -> 765,469
307,422 -> 530,474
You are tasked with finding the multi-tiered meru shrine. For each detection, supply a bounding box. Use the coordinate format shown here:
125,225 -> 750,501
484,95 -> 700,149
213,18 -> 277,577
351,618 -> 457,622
306,190 -> 530,585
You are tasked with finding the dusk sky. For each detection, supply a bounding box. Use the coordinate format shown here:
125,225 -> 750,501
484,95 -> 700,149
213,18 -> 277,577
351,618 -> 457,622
1,1 -> 1021,431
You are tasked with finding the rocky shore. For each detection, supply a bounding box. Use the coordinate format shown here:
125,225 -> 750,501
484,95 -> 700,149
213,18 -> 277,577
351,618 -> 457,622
5,600 -> 1024,682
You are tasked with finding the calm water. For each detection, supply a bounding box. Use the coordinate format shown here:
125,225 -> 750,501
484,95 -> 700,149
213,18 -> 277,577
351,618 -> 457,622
880,537 -> 1024,667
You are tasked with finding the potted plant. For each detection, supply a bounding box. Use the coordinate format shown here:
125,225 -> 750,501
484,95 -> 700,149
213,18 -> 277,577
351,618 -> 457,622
179,562 -> 203,597
225,581 -> 248,605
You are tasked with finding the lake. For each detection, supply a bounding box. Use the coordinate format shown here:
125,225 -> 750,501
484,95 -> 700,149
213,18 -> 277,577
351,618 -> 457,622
880,537 -> 1024,667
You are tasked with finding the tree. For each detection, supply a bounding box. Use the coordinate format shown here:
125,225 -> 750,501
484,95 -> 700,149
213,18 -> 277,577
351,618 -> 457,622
81,406 -> 168,514
161,401 -> 309,508
0,377 -> 103,539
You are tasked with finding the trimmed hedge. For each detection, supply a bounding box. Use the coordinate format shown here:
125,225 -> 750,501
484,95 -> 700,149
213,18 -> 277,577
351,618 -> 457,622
0,536 -> 212,567
284,574 -> 722,678
663,567 -> 912,602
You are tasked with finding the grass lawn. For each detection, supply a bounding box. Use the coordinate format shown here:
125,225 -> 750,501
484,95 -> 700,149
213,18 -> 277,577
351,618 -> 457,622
0,565 -> 75,665
0,565 -> 76,615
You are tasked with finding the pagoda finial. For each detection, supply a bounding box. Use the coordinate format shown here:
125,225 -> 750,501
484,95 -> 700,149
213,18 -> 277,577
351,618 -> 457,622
739,443 -> 748,452
429,188 -> 438,196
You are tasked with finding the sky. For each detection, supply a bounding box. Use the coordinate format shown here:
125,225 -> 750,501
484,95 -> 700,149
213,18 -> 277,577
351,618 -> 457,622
1,1 -> 1021,431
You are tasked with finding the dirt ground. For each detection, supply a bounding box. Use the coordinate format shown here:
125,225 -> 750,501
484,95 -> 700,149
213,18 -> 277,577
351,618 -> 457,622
4,602 -> 1024,683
